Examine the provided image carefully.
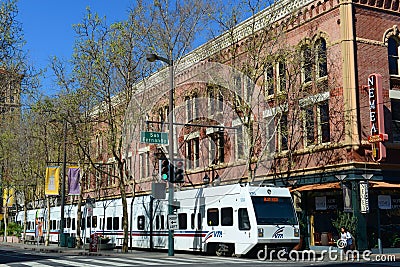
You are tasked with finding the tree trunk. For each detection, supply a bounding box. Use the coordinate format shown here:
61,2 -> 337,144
76,192 -> 83,248
119,166 -> 128,252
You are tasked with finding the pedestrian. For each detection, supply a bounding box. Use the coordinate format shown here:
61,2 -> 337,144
340,227 -> 353,254
36,219 -> 43,246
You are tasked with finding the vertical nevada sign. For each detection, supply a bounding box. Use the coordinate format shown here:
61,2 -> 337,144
367,73 -> 388,161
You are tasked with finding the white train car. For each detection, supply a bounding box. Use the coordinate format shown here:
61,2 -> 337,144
16,183 -> 299,257
131,183 -> 300,256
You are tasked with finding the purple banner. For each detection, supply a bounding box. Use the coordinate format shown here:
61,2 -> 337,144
68,167 -> 81,195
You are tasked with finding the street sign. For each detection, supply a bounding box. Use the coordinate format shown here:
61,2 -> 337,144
140,131 -> 168,145
167,214 -> 178,230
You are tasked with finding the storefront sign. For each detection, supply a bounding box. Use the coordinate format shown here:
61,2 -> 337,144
315,196 -> 326,210
392,198 -> 400,209
327,197 -> 338,210
360,181 -> 369,213
367,74 -> 387,161
378,195 -> 391,209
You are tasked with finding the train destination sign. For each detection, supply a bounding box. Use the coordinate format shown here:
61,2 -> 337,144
140,131 -> 168,145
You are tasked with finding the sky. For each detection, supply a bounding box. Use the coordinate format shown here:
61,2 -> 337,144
17,0 -> 133,95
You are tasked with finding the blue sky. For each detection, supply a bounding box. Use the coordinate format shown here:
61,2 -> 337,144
17,0 -> 132,95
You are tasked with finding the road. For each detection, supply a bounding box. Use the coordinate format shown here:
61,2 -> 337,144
0,247 -> 399,267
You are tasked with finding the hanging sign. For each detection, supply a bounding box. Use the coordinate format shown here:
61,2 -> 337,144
360,181 -> 369,213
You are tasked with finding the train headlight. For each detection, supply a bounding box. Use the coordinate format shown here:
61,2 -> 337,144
294,227 -> 299,237
258,228 -> 264,237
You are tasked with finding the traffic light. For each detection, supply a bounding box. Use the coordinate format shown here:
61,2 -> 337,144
173,160 -> 185,183
160,159 -> 170,181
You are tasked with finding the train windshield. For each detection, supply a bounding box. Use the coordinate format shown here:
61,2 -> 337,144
251,196 -> 298,225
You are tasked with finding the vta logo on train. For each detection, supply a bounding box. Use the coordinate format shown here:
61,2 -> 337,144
272,226 -> 284,238
204,230 -> 223,242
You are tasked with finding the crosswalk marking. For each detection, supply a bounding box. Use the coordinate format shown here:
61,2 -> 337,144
79,258 -> 132,266
48,259 -> 99,267
105,257 -> 160,265
19,262 -> 53,267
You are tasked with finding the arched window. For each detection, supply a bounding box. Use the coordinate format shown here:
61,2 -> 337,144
388,36 -> 400,76
316,38 -> 327,78
302,45 -> 313,83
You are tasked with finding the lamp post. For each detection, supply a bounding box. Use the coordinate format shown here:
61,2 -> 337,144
60,118 -> 67,247
146,53 -> 175,256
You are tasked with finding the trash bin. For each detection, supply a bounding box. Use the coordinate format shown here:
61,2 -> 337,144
60,233 -> 70,247
67,236 -> 76,248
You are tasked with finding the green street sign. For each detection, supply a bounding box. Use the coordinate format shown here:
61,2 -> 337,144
140,131 -> 168,145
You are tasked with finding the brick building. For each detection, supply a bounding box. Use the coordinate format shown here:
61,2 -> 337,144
86,0 -> 400,251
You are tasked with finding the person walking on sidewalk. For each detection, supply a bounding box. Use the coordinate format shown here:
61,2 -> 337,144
340,227 -> 353,253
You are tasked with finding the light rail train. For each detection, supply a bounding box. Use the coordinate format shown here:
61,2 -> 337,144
16,183 -> 299,256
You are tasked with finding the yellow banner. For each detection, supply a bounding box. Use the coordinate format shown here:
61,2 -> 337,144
45,166 -> 60,195
2,188 -> 15,207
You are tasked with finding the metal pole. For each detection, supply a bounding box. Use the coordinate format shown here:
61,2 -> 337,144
60,119 -> 67,246
168,59 -> 174,256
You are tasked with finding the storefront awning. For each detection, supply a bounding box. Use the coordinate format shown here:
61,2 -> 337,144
369,181 -> 400,188
290,181 -> 400,192
290,182 -> 340,192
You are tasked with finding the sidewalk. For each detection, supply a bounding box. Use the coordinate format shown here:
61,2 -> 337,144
0,241 -> 164,257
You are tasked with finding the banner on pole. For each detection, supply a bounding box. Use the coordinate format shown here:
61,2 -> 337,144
68,167 -> 81,195
45,166 -> 60,195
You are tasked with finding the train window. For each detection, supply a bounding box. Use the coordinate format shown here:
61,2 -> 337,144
197,213 -> 202,229
207,208 -> 219,226
87,217 -> 91,228
178,213 -> 187,229
72,218 -> 76,230
156,215 -> 160,230
191,213 -> 195,229
113,217 -> 119,230
238,208 -> 251,230
81,218 -> 86,230
67,218 -> 71,228
106,217 -> 113,230
221,207 -> 233,226
93,216 -> 97,228
137,215 -> 145,230
160,215 -> 165,230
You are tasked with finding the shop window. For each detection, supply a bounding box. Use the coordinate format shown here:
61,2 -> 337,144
221,207 -> 233,226
178,213 -> 187,230
207,208 -> 219,226
238,208 -> 250,230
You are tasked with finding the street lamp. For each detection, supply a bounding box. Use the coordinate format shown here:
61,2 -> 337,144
146,53 -> 175,256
